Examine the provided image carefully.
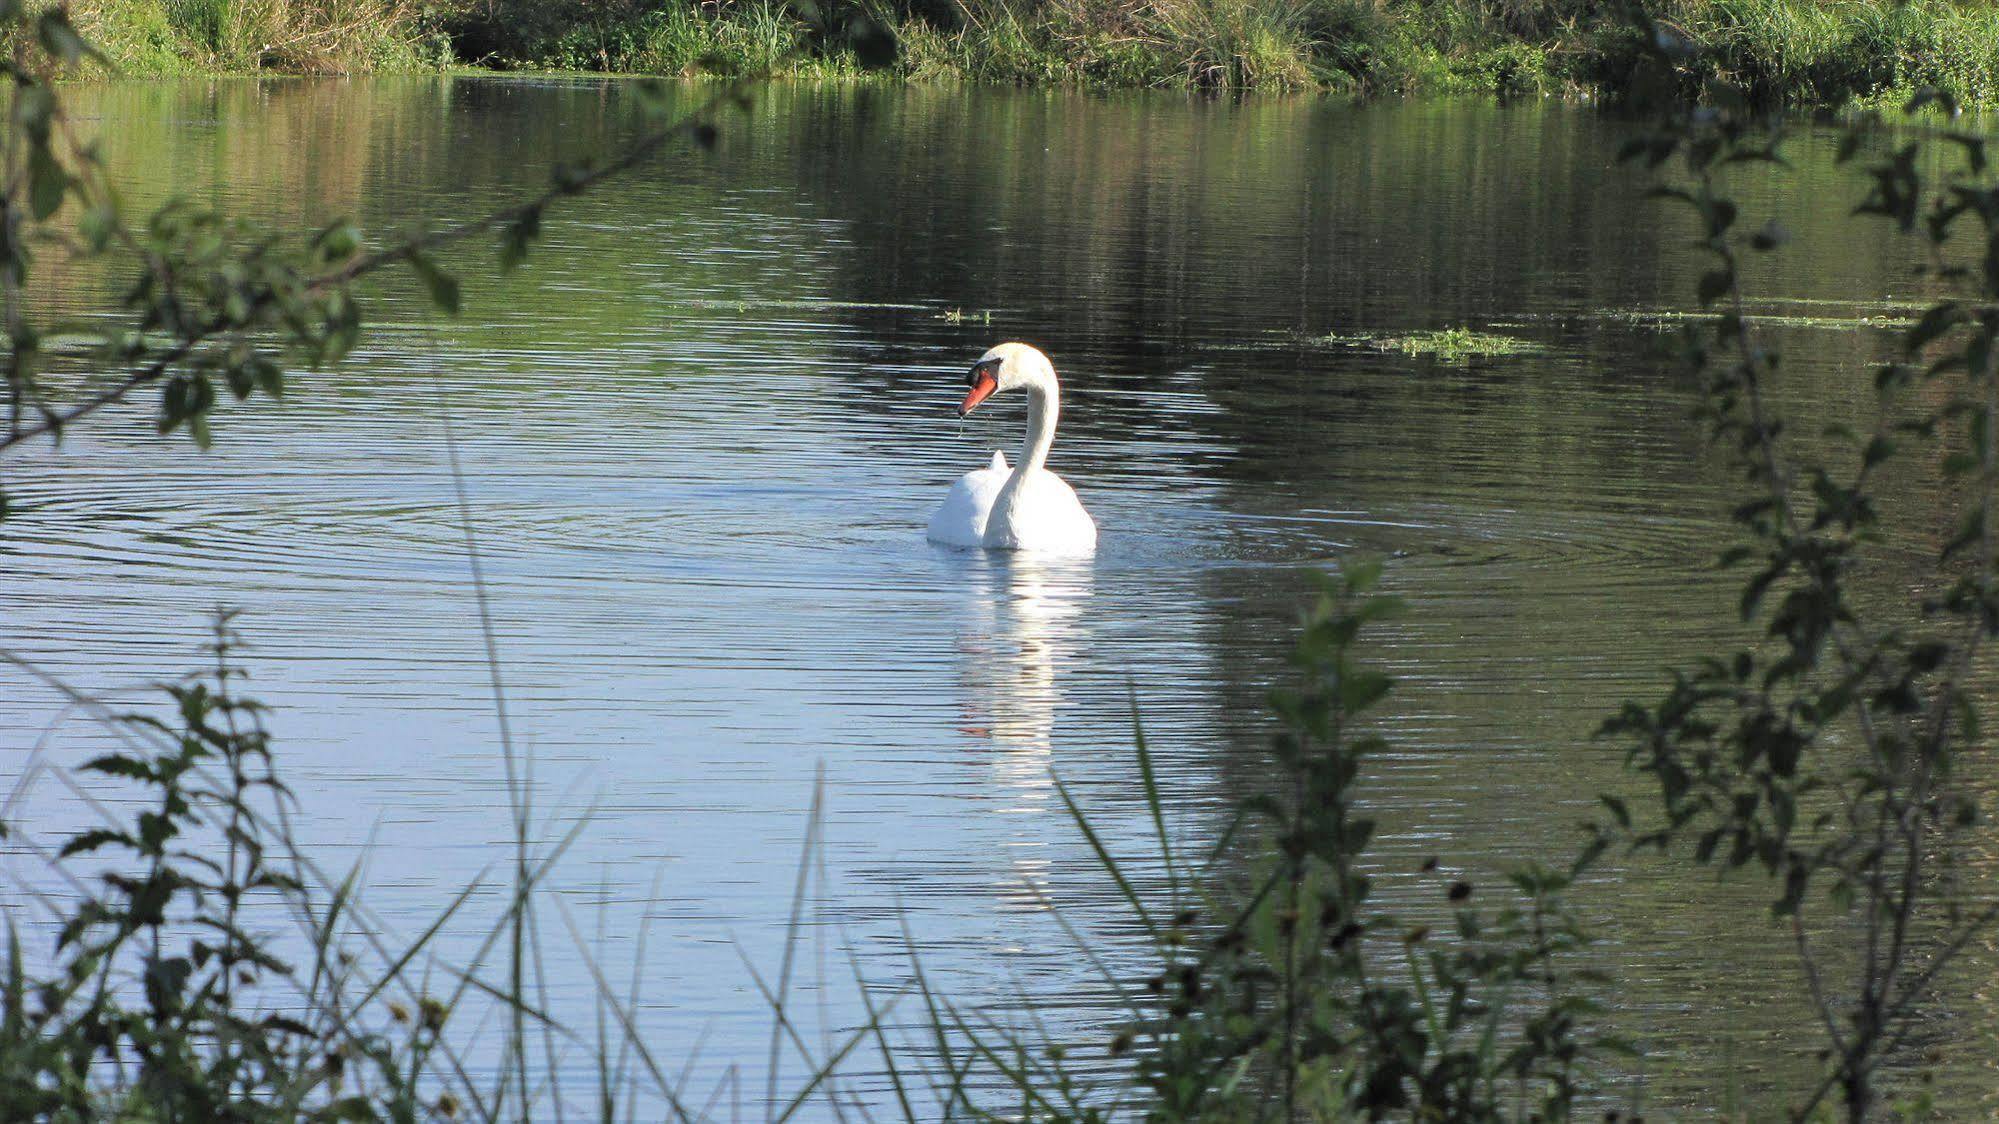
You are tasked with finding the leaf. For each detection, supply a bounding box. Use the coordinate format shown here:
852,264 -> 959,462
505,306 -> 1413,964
35,10 -> 94,66
80,753 -> 153,780
223,362 -> 254,401
1705,197 -> 1738,233
1749,220 -> 1789,252
58,829 -> 133,859
1343,556 -> 1385,592
318,1098 -> 377,1122
1599,795 -> 1630,829
313,220 -> 360,264
1341,817 -> 1375,853
259,1014 -> 315,1036
407,251 -> 460,316
1773,863 -> 1808,917
1697,269 -> 1733,307
1946,131 -> 1988,175
11,85 -> 52,143
27,145 -> 67,220
1862,435 -> 1896,468
1339,669 -> 1392,713
136,811 -> 176,853
1905,302 -> 1965,353
499,204 -> 541,272
631,78 -> 669,118
246,353 -> 283,397
1905,86 -> 1959,120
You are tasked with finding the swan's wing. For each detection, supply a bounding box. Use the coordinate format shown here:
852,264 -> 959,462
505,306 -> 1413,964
927,454 -> 1013,547
984,468 -> 1097,553
1036,471 -> 1097,550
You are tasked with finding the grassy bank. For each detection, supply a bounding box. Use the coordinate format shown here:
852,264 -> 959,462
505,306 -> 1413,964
896,0 -> 1999,99
57,0 -> 1999,104
68,0 -> 447,75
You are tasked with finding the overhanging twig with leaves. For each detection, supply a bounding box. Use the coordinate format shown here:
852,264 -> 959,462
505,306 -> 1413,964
0,4 -> 741,471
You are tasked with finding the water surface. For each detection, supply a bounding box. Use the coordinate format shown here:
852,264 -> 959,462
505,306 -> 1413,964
3,77 -> 1994,1115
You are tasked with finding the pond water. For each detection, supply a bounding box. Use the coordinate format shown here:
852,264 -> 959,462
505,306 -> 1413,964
4,77 -> 1996,1116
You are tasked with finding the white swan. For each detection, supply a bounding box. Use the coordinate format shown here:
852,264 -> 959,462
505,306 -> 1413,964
927,343 -> 1097,554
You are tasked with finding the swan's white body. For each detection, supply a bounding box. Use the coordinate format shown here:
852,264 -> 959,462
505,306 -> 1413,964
926,344 -> 1097,555
927,450 -> 1013,547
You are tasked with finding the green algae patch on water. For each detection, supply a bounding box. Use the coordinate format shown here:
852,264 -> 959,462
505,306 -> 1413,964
1591,303 -> 1922,333
1323,326 -> 1546,361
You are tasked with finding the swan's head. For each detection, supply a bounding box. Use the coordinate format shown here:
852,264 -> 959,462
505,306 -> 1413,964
958,342 -> 1054,418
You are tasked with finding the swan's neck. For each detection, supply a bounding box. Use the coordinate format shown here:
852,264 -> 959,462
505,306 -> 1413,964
1019,379 -> 1058,476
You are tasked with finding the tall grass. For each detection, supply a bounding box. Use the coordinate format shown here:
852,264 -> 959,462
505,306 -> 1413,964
890,0 -> 1999,97
71,0 -> 442,74
1655,0 -> 1999,105
48,0 -> 1999,101
522,0 -> 859,78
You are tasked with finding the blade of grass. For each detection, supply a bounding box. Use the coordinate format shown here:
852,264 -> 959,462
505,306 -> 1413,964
1127,684 -> 1180,914
768,769 -> 825,1122
553,896 -> 698,1123
1051,769 -> 1157,940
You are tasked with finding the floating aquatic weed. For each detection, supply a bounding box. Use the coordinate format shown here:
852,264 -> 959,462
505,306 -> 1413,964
1587,302 -> 1921,332
664,298 -> 927,312
1320,326 -> 1544,361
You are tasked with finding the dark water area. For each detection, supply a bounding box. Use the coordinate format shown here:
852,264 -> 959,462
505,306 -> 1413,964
2,76 -> 1994,1115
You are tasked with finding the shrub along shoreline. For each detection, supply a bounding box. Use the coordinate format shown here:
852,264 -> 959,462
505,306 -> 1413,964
65,0 -> 1999,105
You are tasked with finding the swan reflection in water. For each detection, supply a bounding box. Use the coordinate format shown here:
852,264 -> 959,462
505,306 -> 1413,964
952,551 -> 1097,809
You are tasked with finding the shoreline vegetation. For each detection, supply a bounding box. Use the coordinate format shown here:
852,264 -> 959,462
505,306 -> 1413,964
62,0 -> 1999,104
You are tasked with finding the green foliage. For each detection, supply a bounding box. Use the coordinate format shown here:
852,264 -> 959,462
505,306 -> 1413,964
920,567 -> 1622,1120
0,615 -> 425,1120
1603,17 -> 1999,1120
1128,566 -> 1617,1119
0,4 -> 740,475
1650,0 -> 1999,107
39,0 -> 1999,99
0,12 -> 898,1121
444,0 -> 882,76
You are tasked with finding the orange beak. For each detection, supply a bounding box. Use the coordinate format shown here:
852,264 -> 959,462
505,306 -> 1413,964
957,370 -> 998,417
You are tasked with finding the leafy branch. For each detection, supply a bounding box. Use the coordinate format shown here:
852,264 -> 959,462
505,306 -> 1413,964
1608,15 -> 1999,1120
0,4 -> 742,469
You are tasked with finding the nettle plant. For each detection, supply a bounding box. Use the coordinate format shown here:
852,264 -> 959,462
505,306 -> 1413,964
1605,18 -> 1999,1122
